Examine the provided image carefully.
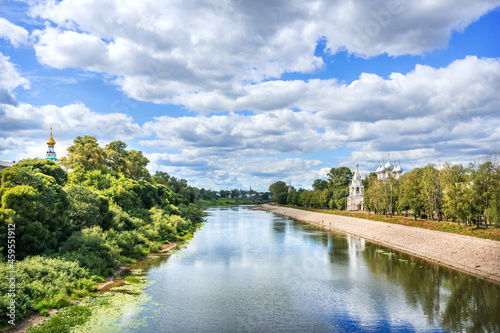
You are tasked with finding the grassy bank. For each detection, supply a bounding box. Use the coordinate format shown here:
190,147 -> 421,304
279,205 -> 500,241
15,227 -> 200,332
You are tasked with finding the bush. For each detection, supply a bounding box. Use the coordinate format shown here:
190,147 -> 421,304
120,257 -> 137,265
28,305 -> 92,333
11,158 -> 68,186
0,167 -> 69,259
106,206 -> 143,231
0,257 -> 88,325
59,227 -> 120,276
150,208 -> 177,242
71,290 -> 89,299
65,185 -> 110,235
109,230 -> 148,258
125,276 -> 140,284
90,275 -> 105,283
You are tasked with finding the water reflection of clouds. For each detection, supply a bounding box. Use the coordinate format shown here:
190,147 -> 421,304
122,207 -> 499,332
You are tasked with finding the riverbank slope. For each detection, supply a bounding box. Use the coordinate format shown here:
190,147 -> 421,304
256,204 -> 500,284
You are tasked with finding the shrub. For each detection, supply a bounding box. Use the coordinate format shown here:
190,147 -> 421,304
11,158 -> 68,186
120,257 -> 137,265
106,206 -> 142,231
90,275 -> 105,283
71,290 -> 89,299
0,257 -> 88,325
64,185 -> 110,235
110,230 -> 154,259
28,305 -> 92,333
59,227 -> 120,276
125,276 -> 140,284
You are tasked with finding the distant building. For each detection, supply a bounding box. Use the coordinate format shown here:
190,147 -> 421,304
45,128 -> 58,161
347,157 -> 404,211
347,163 -> 364,211
0,160 -> 16,172
376,156 -> 403,180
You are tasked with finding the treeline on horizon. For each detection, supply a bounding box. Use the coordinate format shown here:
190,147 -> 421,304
269,156 -> 500,228
0,135 -> 205,325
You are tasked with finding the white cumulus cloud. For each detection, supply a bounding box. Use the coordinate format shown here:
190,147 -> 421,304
28,0 -> 500,107
0,17 -> 30,47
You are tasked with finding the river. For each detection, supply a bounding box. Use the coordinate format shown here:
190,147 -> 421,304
110,206 -> 500,332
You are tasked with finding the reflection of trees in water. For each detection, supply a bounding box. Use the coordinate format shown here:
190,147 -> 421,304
362,244 -> 500,332
326,233 -> 350,263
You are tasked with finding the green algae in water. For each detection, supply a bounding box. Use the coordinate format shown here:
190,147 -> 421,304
130,269 -> 145,275
74,280 -> 156,332
29,277 -> 155,333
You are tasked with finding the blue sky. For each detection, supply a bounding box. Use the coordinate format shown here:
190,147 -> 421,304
1,0 -> 499,191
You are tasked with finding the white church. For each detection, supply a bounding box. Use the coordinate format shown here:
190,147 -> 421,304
346,157 -> 403,211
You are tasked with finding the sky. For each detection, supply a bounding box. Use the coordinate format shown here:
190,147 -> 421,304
0,0 -> 499,191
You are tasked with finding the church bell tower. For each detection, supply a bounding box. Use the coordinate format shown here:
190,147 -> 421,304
45,128 -> 57,161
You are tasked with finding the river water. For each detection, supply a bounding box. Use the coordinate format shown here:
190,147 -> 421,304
111,206 -> 500,332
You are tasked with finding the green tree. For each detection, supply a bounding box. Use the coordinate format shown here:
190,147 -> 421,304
442,163 -> 468,224
362,172 -> 377,190
105,141 -> 129,175
365,177 -> 382,214
68,168 -> 118,191
0,167 -> 69,258
312,179 -> 328,191
397,168 -> 424,220
327,166 -> 352,211
59,135 -> 107,171
269,181 -> 288,203
466,162 -> 487,227
318,189 -> 330,208
11,158 -> 67,185
59,227 -> 120,275
471,159 -> 497,227
327,166 -> 353,188
277,192 -> 288,205
381,174 -> 399,216
125,150 -> 150,180
104,141 -> 150,180
421,164 -> 444,222
65,185 -> 110,235
485,163 -> 500,227
152,171 -> 171,185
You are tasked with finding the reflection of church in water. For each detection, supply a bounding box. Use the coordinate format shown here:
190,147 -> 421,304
346,157 -> 403,211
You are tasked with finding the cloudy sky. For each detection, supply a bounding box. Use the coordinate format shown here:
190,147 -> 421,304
1,0 -> 499,191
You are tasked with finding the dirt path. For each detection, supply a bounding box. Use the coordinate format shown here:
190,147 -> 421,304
256,204 -> 500,284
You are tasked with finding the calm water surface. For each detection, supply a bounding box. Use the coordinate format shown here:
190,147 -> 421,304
112,206 -> 500,332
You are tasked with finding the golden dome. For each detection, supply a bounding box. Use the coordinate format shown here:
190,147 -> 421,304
47,131 -> 56,146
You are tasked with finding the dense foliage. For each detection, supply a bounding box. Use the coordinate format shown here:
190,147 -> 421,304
365,160 -> 500,227
0,136 -> 204,325
271,157 -> 500,228
0,257 -> 91,325
270,166 -> 353,210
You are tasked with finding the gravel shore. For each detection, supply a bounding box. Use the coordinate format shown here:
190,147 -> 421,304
256,204 -> 500,284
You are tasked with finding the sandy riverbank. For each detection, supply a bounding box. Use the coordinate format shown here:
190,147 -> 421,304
256,204 -> 500,284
